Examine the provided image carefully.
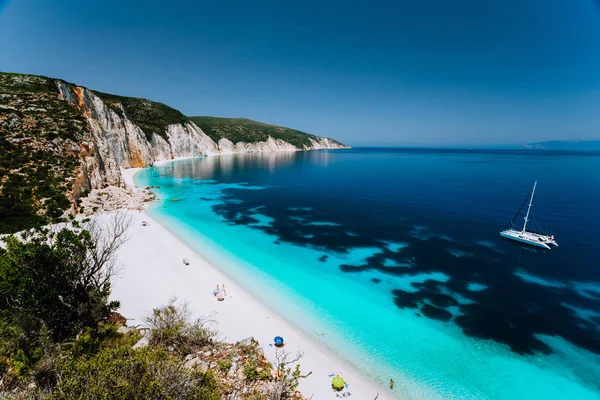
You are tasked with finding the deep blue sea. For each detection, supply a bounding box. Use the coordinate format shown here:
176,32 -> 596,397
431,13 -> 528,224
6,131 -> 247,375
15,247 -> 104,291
135,148 -> 600,399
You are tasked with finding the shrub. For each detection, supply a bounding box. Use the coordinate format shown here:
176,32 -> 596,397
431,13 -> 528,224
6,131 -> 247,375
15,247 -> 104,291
218,358 -> 232,372
0,222 -> 125,343
69,323 -> 138,359
0,314 -> 51,376
0,214 -> 130,386
51,343 -> 221,400
143,298 -> 216,356
243,358 -> 272,381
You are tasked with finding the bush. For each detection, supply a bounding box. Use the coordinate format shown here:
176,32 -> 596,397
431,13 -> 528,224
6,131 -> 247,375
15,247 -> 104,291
70,323 -> 138,359
243,358 -> 272,381
0,226 -> 121,343
0,214 -> 130,387
218,358 -> 232,372
51,343 -> 221,400
0,314 -> 51,376
143,299 -> 216,356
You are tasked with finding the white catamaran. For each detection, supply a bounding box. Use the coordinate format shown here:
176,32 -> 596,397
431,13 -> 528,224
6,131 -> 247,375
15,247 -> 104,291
500,181 -> 558,250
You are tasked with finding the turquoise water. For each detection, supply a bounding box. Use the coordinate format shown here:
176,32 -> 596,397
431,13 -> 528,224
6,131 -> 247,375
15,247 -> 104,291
135,149 -> 600,399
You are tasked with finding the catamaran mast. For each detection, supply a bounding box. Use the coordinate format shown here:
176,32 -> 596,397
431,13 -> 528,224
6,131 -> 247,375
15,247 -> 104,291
522,181 -> 537,232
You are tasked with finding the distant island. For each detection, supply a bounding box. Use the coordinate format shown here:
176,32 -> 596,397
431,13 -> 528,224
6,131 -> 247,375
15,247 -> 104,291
522,140 -> 600,150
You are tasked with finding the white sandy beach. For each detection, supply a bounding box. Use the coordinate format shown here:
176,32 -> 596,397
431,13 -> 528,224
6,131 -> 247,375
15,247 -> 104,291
110,168 -> 391,399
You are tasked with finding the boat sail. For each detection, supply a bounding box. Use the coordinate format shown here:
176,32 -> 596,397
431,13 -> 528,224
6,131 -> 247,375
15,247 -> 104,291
500,182 -> 558,250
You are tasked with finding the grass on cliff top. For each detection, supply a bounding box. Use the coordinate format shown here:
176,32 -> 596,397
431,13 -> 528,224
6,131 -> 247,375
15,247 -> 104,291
92,91 -> 188,141
189,116 -> 340,149
0,72 -> 59,94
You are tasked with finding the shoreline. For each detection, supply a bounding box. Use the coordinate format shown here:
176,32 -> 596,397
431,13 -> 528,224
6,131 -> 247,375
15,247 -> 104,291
99,157 -> 600,400
111,165 -> 393,399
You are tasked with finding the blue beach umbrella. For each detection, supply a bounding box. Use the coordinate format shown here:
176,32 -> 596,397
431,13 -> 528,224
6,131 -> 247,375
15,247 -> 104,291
274,336 -> 284,346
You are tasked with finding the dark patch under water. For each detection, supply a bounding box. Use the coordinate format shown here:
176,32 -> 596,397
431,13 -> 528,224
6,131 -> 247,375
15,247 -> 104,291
215,197 -> 599,355
152,149 -> 600,356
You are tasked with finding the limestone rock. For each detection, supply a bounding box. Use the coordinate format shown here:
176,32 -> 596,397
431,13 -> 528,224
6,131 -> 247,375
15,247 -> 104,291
132,335 -> 149,349
184,357 -> 209,372
53,78 -> 348,219
236,337 -> 254,346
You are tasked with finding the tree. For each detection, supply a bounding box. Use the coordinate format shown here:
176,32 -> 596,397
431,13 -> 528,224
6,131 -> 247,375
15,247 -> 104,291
0,212 -> 131,375
267,348 -> 305,400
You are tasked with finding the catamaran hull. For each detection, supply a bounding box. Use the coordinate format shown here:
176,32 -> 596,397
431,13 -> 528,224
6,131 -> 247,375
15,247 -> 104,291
500,182 -> 558,250
500,232 -> 551,249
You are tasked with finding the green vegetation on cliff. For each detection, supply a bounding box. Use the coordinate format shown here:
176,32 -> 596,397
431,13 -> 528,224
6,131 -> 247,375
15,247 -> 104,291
0,73 -> 87,234
0,71 -> 345,234
0,219 -> 219,399
93,91 -> 188,141
190,116 -> 341,149
0,218 -> 303,399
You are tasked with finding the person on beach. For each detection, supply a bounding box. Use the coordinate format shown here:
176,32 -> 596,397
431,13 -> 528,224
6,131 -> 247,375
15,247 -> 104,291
213,284 -> 220,296
222,284 -> 227,296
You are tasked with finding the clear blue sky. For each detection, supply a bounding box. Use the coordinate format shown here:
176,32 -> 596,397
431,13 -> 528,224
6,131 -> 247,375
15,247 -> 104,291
1,0 -> 599,146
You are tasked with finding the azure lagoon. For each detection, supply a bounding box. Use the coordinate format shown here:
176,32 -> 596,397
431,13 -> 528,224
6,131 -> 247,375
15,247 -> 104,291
134,148 -> 600,399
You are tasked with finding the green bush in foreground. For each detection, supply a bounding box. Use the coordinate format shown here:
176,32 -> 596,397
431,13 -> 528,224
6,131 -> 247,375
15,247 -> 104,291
143,299 -> 216,357
0,215 -> 131,395
243,357 -> 272,382
51,344 -> 221,400
218,358 -> 232,372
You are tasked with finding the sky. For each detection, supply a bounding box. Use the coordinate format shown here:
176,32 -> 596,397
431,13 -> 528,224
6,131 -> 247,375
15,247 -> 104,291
1,0 -> 599,146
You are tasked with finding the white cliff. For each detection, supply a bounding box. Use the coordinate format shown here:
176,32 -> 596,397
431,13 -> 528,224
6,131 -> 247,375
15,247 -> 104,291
54,79 -> 348,212
306,137 -> 349,150
217,136 -> 299,153
163,122 -> 220,158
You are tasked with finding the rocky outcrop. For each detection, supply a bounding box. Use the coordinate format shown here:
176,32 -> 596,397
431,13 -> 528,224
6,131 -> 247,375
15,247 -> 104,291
0,71 -> 348,231
305,136 -> 348,150
217,137 -> 299,153
55,79 -> 347,201
78,185 -> 156,214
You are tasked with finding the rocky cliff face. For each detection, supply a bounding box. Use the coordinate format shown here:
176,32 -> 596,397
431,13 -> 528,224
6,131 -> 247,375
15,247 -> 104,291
0,72 -> 348,231
55,80 -> 346,188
